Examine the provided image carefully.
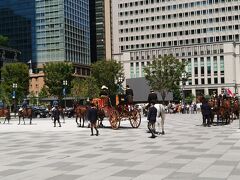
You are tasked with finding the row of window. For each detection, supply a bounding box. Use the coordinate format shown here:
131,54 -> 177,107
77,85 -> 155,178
120,35 -> 238,51
118,5 -> 240,18
120,26 -> 240,43
119,0 -> 239,9
130,56 -> 225,85
130,44 -> 223,58
119,12 -> 240,27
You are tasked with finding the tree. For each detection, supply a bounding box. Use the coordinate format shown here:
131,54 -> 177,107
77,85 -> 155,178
91,60 -> 124,96
29,91 -> 38,105
185,93 -> 195,104
71,76 -> 100,99
1,63 -> 29,105
43,62 -> 73,99
0,35 -> 9,46
38,86 -> 49,99
172,87 -> 182,102
144,55 -> 187,103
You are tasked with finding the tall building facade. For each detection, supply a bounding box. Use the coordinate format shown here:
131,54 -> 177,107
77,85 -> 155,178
112,0 -> 240,97
0,0 -> 90,68
90,0 -> 112,62
0,0 -> 91,96
35,0 -> 90,66
0,0 -> 36,63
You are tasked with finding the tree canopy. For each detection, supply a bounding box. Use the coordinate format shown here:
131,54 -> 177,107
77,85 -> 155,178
43,62 -> 73,99
91,60 -> 124,96
0,35 -> 9,46
0,63 -> 29,105
144,55 -> 187,102
71,76 -> 100,99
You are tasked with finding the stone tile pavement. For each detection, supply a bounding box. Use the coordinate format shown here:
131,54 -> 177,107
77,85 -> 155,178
0,113 -> 240,180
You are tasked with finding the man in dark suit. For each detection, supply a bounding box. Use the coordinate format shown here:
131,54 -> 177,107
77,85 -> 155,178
146,89 -> 158,110
147,102 -> 157,138
52,105 -> 61,127
125,85 -> 134,110
87,103 -> 99,136
201,98 -> 211,127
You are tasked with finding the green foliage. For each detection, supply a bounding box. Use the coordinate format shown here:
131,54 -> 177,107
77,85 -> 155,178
38,85 -> 49,99
43,62 -> 73,99
71,77 -> 100,99
172,87 -> 181,102
1,63 -> 29,105
91,60 -> 124,96
144,55 -> 187,102
0,35 -> 9,46
29,91 -> 38,105
185,93 -> 196,104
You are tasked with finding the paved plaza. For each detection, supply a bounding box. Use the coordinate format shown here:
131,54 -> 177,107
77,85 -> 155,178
1,113 -> 240,180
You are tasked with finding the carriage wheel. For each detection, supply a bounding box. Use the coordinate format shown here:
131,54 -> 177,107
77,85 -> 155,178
109,110 -> 120,129
129,109 -> 141,128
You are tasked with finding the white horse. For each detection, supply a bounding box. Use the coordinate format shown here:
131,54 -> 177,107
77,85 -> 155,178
154,104 -> 166,135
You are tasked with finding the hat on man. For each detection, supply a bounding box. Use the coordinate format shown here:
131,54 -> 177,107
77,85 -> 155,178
101,85 -> 108,90
150,89 -> 154,92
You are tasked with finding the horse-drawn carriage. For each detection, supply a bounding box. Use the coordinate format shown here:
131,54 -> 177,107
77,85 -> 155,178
91,96 -> 141,129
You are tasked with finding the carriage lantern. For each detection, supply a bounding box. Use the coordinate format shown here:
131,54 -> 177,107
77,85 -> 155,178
117,75 -> 124,94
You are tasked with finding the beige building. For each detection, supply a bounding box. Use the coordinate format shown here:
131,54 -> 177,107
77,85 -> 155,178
112,0 -> 240,97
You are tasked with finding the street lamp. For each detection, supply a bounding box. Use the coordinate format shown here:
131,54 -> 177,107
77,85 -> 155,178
117,75 -> 124,94
181,72 -> 188,114
12,83 -> 17,117
63,80 -> 68,109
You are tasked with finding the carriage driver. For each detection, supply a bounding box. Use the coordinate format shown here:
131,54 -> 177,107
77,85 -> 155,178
99,85 -> 111,107
99,85 -> 109,97
125,85 -> 134,111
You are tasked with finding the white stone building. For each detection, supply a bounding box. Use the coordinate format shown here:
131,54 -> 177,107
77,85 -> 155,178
112,0 -> 240,97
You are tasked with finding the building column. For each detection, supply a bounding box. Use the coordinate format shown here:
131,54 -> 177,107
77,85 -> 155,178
204,88 -> 208,95
192,88 -> 196,102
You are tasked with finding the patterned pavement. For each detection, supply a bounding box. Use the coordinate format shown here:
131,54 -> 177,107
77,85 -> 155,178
1,113 -> 240,180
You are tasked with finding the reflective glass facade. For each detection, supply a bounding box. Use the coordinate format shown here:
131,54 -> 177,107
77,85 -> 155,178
0,0 -> 90,66
0,0 -> 36,62
35,0 -> 90,65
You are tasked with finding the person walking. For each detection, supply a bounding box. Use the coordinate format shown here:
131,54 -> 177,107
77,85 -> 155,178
147,101 -> 158,138
52,105 -> 61,127
201,98 -> 211,127
87,103 -> 99,136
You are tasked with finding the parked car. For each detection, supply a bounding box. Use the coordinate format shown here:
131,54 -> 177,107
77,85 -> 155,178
32,106 -> 49,118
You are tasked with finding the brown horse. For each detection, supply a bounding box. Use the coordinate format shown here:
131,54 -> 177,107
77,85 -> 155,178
18,108 -> 32,125
0,108 -> 11,124
74,105 -> 88,127
232,100 -> 239,119
219,99 -> 231,125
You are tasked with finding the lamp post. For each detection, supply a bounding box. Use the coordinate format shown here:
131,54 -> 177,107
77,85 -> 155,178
63,80 -> 68,109
12,83 -> 17,117
181,72 -> 187,114
117,75 -> 124,94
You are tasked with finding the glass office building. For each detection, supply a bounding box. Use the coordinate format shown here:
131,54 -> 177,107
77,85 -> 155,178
35,0 -> 90,65
0,0 -> 36,63
0,0 -> 90,66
